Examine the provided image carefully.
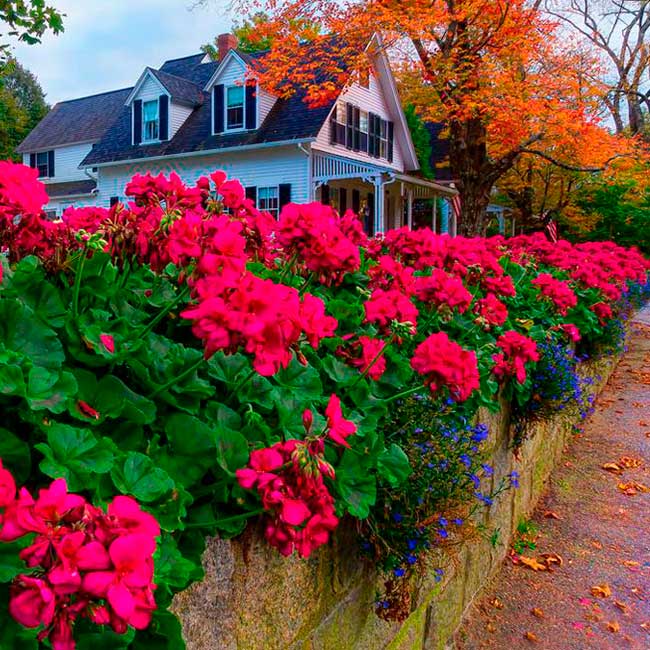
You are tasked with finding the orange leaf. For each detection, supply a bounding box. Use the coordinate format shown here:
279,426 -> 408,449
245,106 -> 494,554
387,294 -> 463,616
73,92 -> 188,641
606,621 -> 620,633
614,600 -> 630,614
524,631 -> 539,642
602,462 -> 623,474
543,510 -> 561,519
519,556 -> 548,571
591,584 -> 612,598
531,607 -> 544,618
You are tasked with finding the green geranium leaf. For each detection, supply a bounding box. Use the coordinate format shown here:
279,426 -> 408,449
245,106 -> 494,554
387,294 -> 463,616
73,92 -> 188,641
131,610 -> 185,650
36,423 -> 114,491
27,367 -> 78,414
154,533 -> 202,590
215,428 -> 249,475
377,444 -> 412,487
111,452 -> 174,502
335,451 -> 377,518
0,428 -> 31,485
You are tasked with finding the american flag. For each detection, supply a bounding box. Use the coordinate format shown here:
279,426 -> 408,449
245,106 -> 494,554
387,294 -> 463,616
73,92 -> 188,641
545,218 -> 558,243
451,193 -> 462,222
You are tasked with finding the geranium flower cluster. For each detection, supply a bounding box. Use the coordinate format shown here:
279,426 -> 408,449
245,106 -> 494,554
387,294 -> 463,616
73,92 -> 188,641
531,273 -> 577,316
236,395 -> 355,557
276,202 -> 361,285
410,332 -> 480,402
0,461 -> 159,650
492,331 -> 540,384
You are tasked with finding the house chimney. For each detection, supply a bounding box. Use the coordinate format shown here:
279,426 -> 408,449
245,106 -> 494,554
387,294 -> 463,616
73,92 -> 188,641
218,33 -> 238,60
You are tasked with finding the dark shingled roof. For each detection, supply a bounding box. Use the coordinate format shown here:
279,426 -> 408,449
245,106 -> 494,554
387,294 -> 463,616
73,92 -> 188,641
148,68 -> 204,106
45,179 -> 97,199
17,88 -> 132,153
82,50 -> 335,167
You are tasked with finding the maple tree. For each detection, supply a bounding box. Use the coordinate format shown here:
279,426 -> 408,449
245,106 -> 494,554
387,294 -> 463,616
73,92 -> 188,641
224,0 -> 634,235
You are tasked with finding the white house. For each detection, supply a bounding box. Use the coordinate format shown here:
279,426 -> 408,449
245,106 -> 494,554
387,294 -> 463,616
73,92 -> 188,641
17,34 -> 457,235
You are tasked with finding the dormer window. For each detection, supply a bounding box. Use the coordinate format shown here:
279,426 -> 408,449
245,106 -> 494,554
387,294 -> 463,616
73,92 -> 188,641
142,100 -> 160,142
226,86 -> 244,130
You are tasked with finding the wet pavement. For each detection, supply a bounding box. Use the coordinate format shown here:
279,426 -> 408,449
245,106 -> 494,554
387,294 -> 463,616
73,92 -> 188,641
455,306 -> 650,650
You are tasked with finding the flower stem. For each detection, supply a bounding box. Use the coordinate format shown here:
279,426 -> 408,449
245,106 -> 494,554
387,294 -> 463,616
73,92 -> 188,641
137,284 -> 190,338
384,384 -> 428,403
349,339 -> 391,388
148,356 -> 204,398
72,253 -> 87,318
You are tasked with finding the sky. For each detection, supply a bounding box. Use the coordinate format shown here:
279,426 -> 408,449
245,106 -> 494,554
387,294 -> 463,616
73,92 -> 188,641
9,0 -> 233,105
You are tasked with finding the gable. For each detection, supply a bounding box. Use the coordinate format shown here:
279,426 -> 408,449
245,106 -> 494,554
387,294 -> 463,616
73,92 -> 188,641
126,70 -> 167,106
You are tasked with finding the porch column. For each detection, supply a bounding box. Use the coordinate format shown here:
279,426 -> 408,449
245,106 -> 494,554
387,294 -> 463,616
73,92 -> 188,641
432,197 -> 437,232
406,188 -> 413,229
374,176 -> 385,235
498,213 -> 505,234
439,199 -> 450,234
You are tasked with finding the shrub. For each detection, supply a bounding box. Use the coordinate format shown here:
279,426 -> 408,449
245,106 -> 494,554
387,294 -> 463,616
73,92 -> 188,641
0,162 -> 647,646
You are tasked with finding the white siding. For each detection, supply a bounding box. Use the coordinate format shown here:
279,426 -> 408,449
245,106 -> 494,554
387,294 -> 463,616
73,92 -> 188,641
258,88 -> 277,126
313,71 -> 405,172
94,146 -> 310,209
214,56 -> 246,87
135,75 -> 165,103
23,143 -> 93,182
170,102 -> 193,139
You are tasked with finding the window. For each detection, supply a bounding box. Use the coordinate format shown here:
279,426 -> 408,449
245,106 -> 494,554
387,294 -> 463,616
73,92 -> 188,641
258,186 -> 279,218
379,120 -> 388,159
44,209 -> 57,220
142,100 -> 159,142
226,86 -> 244,130
36,151 -> 50,178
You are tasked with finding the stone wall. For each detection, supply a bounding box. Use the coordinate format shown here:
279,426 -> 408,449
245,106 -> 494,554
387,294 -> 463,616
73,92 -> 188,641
171,353 -> 619,650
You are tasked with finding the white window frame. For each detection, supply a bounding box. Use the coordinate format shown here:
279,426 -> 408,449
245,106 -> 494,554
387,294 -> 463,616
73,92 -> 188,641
225,85 -> 245,131
379,120 -> 388,159
142,99 -> 160,143
36,151 -> 50,178
257,186 -> 279,218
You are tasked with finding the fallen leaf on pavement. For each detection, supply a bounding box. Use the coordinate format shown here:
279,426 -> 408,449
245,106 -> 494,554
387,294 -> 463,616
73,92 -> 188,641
602,462 -> 623,474
540,553 -> 563,570
591,540 -> 603,550
543,510 -> 561,519
622,560 -> 640,567
641,622 -> 650,631
579,598 -> 591,606
524,631 -> 538,642
591,584 -> 612,598
486,622 -> 496,633
618,456 -> 643,469
518,556 -> 548,571
490,597 -> 504,609
618,481 -> 650,495
606,621 -> 620,633
531,607 -> 544,618
614,600 -> 630,614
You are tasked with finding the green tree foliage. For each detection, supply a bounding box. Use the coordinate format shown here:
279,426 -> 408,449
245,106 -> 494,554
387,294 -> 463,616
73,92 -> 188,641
404,104 -> 434,180
0,56 -> 48,160
202,12 -> 275,59
571,181 -> 650,254
0,0 -> 63,57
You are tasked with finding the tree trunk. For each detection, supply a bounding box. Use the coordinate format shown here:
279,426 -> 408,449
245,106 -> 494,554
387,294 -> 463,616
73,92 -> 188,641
448,117 -> 494,236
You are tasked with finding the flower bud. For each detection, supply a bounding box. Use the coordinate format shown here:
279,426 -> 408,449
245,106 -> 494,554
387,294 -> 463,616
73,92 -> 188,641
302,409 -> 313,433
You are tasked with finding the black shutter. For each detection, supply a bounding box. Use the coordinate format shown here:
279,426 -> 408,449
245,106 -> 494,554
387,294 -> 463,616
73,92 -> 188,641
110,196 -> 119,207
368,113 -> 377,157
245,84 -> 257,130
29,153 -> 36,168
159,95 -> 169,141
321,184 -> 330,205
279,184 -> 292,210
214,85 -> 225,134
345,103 -> 354,149
339,187 -> 347,213
245,186 -> 257,204
352,106 -> 361,151
329,116 -> 337,145
387,121 -> 394,163
133,99 -> 142,145
352,189 -> 360,214
47,150 -> 55,177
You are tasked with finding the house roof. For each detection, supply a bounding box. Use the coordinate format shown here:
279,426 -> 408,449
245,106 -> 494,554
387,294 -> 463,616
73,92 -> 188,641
16,88 -> 132,153
45,179 -> 97,199
82,50 -> 335,167
149,69 -> 204,106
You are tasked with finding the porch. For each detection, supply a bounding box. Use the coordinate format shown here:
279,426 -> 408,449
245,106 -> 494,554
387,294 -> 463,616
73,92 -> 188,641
311,152 -> 458,235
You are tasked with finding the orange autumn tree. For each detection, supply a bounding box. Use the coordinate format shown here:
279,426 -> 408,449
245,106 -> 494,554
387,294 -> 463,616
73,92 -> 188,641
230,0 -> 630,235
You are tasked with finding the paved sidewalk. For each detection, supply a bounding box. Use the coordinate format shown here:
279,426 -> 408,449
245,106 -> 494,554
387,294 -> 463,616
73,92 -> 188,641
455,306 -> 650,650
